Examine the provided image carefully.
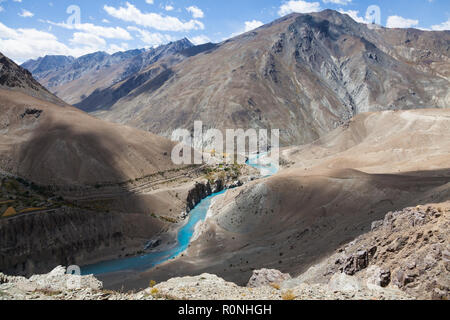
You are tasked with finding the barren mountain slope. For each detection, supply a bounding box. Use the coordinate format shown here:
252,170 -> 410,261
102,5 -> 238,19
0,52 -> 193,187
0,53 -> 66,106
89,10 -> 449,145
281,108 -> 450,174
111,108 -> 450,290
0,89 -> 182,186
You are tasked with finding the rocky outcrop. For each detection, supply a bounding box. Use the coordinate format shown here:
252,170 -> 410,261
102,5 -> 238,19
0,266 -> 102,291
0,268 -> 412,300
186,179 -> 243,213
298,204 -> 450,300
186,181 -> 216,212
338,247 -> 377,276
247,269 -> 291,288
0,266 -> 132,300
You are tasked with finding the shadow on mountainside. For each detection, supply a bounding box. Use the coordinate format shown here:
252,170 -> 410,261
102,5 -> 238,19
75,68 -> 174,113
102,168 -> 450,291
0,95 -> 191,277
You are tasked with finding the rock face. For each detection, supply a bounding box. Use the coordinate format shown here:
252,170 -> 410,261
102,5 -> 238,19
339,247 -> 376,276
299,204 -> 450,300
247,269 -> 291,288
58,10 -> 450,147
0,207 -> 166,277
186,181 -> 221,212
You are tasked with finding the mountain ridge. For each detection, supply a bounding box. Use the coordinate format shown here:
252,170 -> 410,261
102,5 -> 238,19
21,38 -> 194,105
28,9 -> 448,146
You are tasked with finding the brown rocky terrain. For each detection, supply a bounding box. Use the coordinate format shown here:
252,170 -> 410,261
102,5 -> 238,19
108,108 -> 449,293
0,265 -> 412,300
50,10 -> 450,146
293,203 -> 449,300
0,88 -> 184,186
2,200 -> 446,300
0,10 -> 448,301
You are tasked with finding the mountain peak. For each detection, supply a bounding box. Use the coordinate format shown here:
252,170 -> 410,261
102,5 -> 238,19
0,51 -> 66,105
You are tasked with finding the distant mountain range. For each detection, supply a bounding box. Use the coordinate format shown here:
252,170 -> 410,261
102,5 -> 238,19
23,10 -> 450,146
22,38 -> 194,106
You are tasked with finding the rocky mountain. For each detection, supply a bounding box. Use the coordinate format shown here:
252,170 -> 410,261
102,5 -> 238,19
21,55 -> 75,78
21,38 -> 194,105
0,53 -> 66,106
61,10 -> 449,146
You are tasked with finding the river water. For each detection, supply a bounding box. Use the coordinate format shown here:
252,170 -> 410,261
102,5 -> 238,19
81,153 -> 278,275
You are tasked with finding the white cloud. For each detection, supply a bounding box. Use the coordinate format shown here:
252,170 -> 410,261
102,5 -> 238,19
70,32 -> 106,48
244,20 -> 264,32
45,20 -> 132,40
229,20 -> 265,38
323,0 -> 351,5
145,0 -> 154,4
431,19 -> 450,31
127,26 -> 174,47
338,9 -> 367,23
278,1 -> 321,16
104,2 -> 204,32
186,6 -> 204,19
165,5 -> 174,11
0,22 -> 103,63
386,15 -> 419,29
19,9 -> 34,18
0,6 -> 4,12
189,35 -> 211,45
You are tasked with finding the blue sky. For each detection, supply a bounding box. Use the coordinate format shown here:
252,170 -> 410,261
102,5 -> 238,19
0,0 -> 449,63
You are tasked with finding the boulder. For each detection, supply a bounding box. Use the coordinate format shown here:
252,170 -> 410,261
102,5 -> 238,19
366,266 -> 391,288
341,248 -> 373,275
247,269 -> 291,288
328,273 -> 362,292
